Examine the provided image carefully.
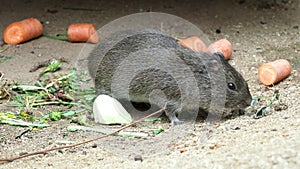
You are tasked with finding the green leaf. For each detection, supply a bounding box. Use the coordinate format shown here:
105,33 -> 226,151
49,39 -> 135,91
144,117 -> 160,122
13,95 -> 24,104
0,55 -> 12,63
49,87 -> 57,93
12,85 -> 45,91
49,110 -> 62,121
6,103 -> 24,107
153,127 -> 164,135
38,114 -> 49,124
62,111 -> 76,117
0,119 -> 49,128
77,115 -> 89,126
40,59 -> 62,76
62,109 -> 85,118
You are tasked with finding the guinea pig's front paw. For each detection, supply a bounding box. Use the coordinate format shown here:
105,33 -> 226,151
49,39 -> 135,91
171,119 -> 184,125
164,102 -> 184,125
168,110 -> 185,125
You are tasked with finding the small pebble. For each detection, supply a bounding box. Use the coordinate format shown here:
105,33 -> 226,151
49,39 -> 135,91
46,9 -> 58,14
209,145 -> 215,150
134,155 -> 143,162
91,143 -> 97,148
179,149 -> 187,153
260,21 -> 267,25
256,47 -> 264,52
282,132 -> 289,137
68,149 -> 77,153
230,126 -> 241,130
58,149 -> 65,153
19,152 -> 28,156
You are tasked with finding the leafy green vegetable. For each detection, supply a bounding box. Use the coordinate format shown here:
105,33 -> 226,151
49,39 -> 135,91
1,68 -> 95,130
93,95 -> 132,124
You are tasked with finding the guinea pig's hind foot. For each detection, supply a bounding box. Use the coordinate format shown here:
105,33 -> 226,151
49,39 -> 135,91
164,102 -> 184,125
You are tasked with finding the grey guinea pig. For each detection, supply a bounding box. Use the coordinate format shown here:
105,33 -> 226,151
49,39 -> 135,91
88,30 -> 252,125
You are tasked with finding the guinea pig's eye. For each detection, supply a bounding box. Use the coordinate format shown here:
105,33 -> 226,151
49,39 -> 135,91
227,82 -> 236,90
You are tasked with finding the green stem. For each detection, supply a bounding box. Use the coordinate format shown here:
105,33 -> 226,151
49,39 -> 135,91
56,33 -> 68,37
30,101 -> 80,107
7,103 -> 25,107
1,119 -> 49,128
0,55 -> 13,63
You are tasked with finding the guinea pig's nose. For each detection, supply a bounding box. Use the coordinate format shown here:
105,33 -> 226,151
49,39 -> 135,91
241,95 -> 252,108
246,97 -> 252,107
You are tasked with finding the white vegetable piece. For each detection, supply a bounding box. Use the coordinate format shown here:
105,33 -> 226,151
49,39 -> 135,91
93,95 -> 133,124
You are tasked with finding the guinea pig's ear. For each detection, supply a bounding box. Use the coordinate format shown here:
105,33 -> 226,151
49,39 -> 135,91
205,59 -> 221,74
213,52 -> 225,59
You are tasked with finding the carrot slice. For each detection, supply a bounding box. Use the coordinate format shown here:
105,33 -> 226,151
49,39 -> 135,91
3,18 -> 43,44
258,59 -> 291,86
67,24 -> 99,43
177,36 -> 207,52
207,39 -> 232,60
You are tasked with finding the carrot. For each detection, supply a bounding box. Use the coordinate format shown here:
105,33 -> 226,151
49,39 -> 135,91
258,59 -> 291,86
177,36 -> 207,52
207,39 -> 232,60
67,24 -> 99,43
3,18 -> 43,44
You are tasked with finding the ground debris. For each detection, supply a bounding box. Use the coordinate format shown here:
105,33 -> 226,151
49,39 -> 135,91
29,57 -> 68,72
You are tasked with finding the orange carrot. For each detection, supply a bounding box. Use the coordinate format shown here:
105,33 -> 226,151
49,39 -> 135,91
3,18 -> 43,44
177,36 -> 207,52
207,39 -> 232,60
258,59 -> 291,86
67,24 -> 99,43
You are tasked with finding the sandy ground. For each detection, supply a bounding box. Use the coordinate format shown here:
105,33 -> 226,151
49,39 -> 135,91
0,0 -> 300,168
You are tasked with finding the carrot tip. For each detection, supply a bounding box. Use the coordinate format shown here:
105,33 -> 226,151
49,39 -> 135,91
258,65 -> 277,85
177,36 -> 207,52
207,39 -> 232,60
4,18 -> 43,44
67,23 -> 99,44
258,59 -> 291,85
